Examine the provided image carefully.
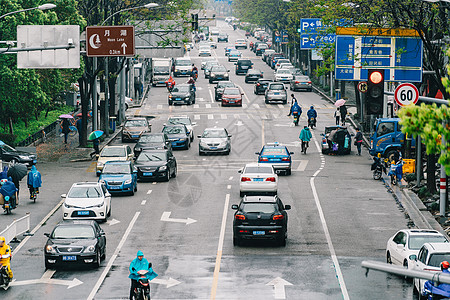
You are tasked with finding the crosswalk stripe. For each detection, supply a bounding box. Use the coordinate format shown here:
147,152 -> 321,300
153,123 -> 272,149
234,114 -> 240,119
194,104 -> 199,108
157,104 -> 162,110
194,115 -> 200,120
206,104 -> 211,109
208,114 -> 214,119
278,104 -> 284,109
221,114 -> 227,119
253,103 -> 260,109
242,103 -> 248,108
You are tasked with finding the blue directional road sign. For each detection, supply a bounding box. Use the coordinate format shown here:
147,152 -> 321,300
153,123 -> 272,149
300,18 -> 324,34
335,35 -> 423,82
300,34 -> 336,49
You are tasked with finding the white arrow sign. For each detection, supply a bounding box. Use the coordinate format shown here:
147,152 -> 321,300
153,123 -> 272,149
266,277 -> 293,299
161,211 -> 197,225
235,121 -> 244,126
121,43 -> 127,55
151,277 -> 181,288
106,218 -> 120,226
11,270 -> 83,289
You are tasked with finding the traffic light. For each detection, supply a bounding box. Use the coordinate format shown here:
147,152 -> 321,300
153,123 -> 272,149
366,69 -> 385,115
191,14 -> 198,31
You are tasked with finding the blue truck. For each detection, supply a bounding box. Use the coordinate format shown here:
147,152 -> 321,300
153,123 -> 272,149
369,118 -> 415,158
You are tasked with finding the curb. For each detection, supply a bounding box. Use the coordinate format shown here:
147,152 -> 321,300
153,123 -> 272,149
69,129 -> 122,162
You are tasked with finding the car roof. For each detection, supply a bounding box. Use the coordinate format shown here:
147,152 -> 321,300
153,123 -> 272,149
423,242 -> 450,252
71,182 -> 103,187
244,163 -> 273,168
140,149 -> 169,153
57,219 -> 98,226
104,160 -> 131,165
401,229 -> 443,236
169,115 -> 190,119
126,117 -> 147,121
242,195 -> 277,203
103,145 -> 128,149
164,124 -> 186,128
204,127 -> 226,131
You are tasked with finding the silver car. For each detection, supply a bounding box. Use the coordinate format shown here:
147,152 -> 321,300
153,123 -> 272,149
265,82 -> 287,104
290,75 -> 312,92
198,127 -> 232,155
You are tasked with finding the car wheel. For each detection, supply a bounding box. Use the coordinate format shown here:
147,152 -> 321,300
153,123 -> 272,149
386,252 -> 392,264
101,248 -> 106,260
233,236 -> 240,246
125,103 -> 129,110
278,236 -> 286,247
308,88 -> 312,92
172,167 -> 177,178
199,150 -> 204,156
226,149 -> 230,155
285,169 -> 291,175
107,205 -> 111,217
95,251 -> 101,268
134,183 -> 137,192
283,100 -> 287,104
130,188 -> 135,196
265,99 -> 269,104
165,170 -> 170,182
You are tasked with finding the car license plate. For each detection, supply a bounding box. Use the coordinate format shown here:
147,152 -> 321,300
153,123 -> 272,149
269,158 -> 280,162
109,186 -> 121,190
181,72 -> 186,74
143,172 -> 153,176
274,92 -> 279,95
229,101 -> 235,103
33,160 -> 37,164
132,135 -> 139,138
175,98 -> 181,100
62,256 -> 77,261
253,231 -> 265,235
77,211 -> 89,216
253,178 -> 263,182
210,147 -> 217,150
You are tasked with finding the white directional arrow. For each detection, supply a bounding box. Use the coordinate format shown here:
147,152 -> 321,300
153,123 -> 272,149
274,124 -> 291,127
106,218 -> 120,226
266,277 -> 293,299
121,43 -> 127,54
152,277 -> 181,288
235,121 -> 244,126
160,211 -> 197,225
11,270 -> 83,289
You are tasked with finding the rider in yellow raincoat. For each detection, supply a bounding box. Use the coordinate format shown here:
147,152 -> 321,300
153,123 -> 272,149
0,236 -> 13,279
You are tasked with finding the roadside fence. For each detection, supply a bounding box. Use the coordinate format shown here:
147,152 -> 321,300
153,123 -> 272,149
0,213 -> 31,244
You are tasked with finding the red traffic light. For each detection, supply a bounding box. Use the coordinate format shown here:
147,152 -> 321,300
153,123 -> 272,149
369,71 -> 383,84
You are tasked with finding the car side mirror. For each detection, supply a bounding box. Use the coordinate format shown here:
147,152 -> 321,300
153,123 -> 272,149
227,70 -> 230,72
228,134 -> 232,137
284,205 -> 291,210
44,233 -> 50,237
290,152 -> 294,155
61,194 -> 67,198
231,204 -> 239,210
100,230 -> 105,236
255,152 -> 260,155
238,169 -> 242,173
192,122 -> 197,125
409,254 -> 417,261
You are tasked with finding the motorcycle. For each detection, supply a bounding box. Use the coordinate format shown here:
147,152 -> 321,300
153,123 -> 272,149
293,112 -> 299,126
308,117 -> 316,129
2,195 -> 14,215
371,157 -> 387,180
132,269 -> 151,300
165,81 -> 175,93
0,264 -> 11,290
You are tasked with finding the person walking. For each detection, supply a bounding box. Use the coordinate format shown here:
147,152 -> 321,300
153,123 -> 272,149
340,104 -> 348,126
299,126 -> 312,154
355,128 -> 363,155
61,118 -> 70,144
334,108 -> 341,126
76,117 -> 83,146
91,137 -> 100,158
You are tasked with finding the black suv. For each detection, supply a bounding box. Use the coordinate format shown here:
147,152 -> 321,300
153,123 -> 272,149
235,59 -> 253,75
232,195 -> 291,246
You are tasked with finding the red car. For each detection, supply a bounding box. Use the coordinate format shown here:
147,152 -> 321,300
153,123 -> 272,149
222,87 -> 243,107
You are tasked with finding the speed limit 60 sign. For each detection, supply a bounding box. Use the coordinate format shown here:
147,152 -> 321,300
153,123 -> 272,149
394,83 -> 419,106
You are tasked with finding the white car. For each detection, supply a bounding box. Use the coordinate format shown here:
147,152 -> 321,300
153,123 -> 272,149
239,163 -> 278,197
199,45 -> 212,56
210,27 -> 220,35
62,182 -> 111,222
411,242 -> 450,295
167,115 -> 196,142
208,41 -> 217,49
235,39 -> 247,49
275,59 -> 291,70
279,63 -> 294,71
386,229 -> 448,269
275,69 -> 294,82
201,57 -> 217,70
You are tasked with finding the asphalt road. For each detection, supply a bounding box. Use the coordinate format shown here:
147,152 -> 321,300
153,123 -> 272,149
0,21 -> 417,300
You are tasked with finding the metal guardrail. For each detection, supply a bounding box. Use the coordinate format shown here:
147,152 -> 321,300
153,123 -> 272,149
16,119 -> 60,147
0,213 -> 30,244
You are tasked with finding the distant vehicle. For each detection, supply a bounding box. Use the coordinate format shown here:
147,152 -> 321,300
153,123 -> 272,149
290,75 -> 312,92
275,69 -> 293,82
232,195 -> 291,246
168,84 -> 196,105
198,127 -> 231,155
162,124 -> 191,150
122,117 -> 151,142
210,27 -> 220,35
134,133 -> 171,157
198,45 -> 212,56
238,163 -> 278,197
255,43 -> 269,56
167,115 -> 196,142
61,182 -> 111,221
235,39 -> 247,49
218,33 -> 229,42
264,82 -> 287,104
173,57 -> 192,77
201,57 -> 217,70
275,59 -> 291,70
99,161 -> 138,195
209,65 -> 230,83
245,69 -> 263,83
44,220 -> 106,269
228,50 -> 241,62
255,142 -> 293,175
208,40 -> 217,49
204,61 -> 220,78
151,58 -> 172,87
221,87 -> 243,107
235,59 -> 253,75
0,142 -> 37,166
215,81 -> 236,101
254,79 -> 273,95
96,145 -> 134,176
224,45 -> 236,56
134,149 -> 177,182
262,49 -> 275,63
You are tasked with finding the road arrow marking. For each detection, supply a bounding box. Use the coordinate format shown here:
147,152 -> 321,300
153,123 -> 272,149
160,211 -> 197,225
106,219 -> 120,226
235,120 -> 244,126
147,190 -> 152,194
266,277 -> 292,299
10,270 -> 83,289
121,43 -> 127,54
152,277 -> 181,288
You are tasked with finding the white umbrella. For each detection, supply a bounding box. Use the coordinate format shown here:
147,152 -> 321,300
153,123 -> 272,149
335,99 -> 346,107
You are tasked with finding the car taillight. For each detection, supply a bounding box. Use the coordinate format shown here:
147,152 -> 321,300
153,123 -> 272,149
295,81 -> 300,84
260,157 -> 269,161
241,177 -> 251,182
308,81 -> 312,84
265,177 -> 276,182
169,95 -> 172,98
273,214 -> 284,220
257,83 -> 260,86
235,214 -> 245,220
282,157 -> 290,161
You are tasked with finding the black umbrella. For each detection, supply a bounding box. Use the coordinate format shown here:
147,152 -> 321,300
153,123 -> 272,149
7,163 -> 28,182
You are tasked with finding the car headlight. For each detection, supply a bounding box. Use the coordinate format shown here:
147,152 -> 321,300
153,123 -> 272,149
175,69 -> 179,72
46,245 -> 56,254
219,141 -> 227,147
224,73 -> 229,77
19,155 -> 28,159
83,245 -> 96,253
185,96 -> 190,100
124,179 -> 132,184
95,202 -> 105,208
159,166 -> 167,171
64,202 -> 73,208
211,74 -> 216,77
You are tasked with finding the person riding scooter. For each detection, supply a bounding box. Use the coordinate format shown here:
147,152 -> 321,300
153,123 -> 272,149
288,100 -> 302,125
129,251 -> 158,300
0,178 -> 17,209
0,236 -> 13,285
191,64 -> 198,81
165,76 -> 175,92
423,261 -> 450,299
307,105 -> 317,128
187,76 -> 196,92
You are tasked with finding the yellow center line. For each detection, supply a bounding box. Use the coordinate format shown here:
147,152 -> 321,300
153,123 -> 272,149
261,119 -> 265,147
86,161 -> 96,173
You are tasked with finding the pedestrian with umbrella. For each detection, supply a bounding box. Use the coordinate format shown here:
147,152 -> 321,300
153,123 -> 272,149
89,130 -> 104,158
59,114 -> 73,144
7,163 -> 27,204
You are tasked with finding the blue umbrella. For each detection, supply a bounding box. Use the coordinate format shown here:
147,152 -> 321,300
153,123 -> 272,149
88,130 -> 104,140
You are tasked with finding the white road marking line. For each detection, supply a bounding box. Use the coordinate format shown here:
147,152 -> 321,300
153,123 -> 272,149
262,119 -> 265,147
296,160 -> 308,171
208,85 -> 215,103
194,104 -> 200,109
141,200 -> 147,205
210,194 -> 230,299
194,115 -> 201,120
234,114 -> 240,119
227,185 -> 231,189
208,114 -> 214,119
147,190 -> 152,194
228,176 -> 233,180
87,212 -> 141,300
242,103 -> 248,108
157,104 -> 163,110
278,104 -> 284,109
221,114 -> 227,119
253,103 -> 260,109
152,182 -> 157,185
206,103 -> 212,108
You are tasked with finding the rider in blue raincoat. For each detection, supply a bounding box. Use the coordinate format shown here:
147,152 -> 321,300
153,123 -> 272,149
307,106 -> 317,119
423,261 -> 450,299
288,100 -> 302,117
129,250 -> 158,300
0,178 -> 17,208
27,165 -> 42,199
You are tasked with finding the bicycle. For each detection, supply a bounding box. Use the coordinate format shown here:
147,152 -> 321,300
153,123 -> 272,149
301,140 -> 309,154
59,119 -> 78,137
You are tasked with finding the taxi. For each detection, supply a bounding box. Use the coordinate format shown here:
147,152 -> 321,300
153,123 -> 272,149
255,143 -> 293,175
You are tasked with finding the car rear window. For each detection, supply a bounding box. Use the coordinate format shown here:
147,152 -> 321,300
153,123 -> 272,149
140,135 -> 164,142
269,84 -> 284,90
172,86 -> 190,93
242,203 -> 277,214
101,147 -> 126,157
428,253 -> 450,267
125,120 -> 147,127
261,147 -> 287,155
245,167 -> 273,174
239,60 -> 252,66
103,164 -> 130,174
409,236 -> 448,250
224,88 -> 240,95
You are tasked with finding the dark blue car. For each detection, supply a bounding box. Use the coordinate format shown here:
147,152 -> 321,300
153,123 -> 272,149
162,124 -> 190,150
255,143 -> 293,175
99,161 -> 138,195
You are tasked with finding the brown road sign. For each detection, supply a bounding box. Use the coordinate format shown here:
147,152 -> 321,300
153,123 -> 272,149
86,26 -> 135,57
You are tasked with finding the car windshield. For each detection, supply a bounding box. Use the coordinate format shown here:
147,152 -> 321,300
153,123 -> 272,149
262,147 -> 287,155
428,253 -> 450,267
125,120 -> 147,127
52,225 -> 95,239
68,186 -> 102,198
137,152 -> 166,162
229,51 -> 240,55
224,89 -> 240,95
218,82 -> 234,88
239,60 -> 252,66
277,69 -> 291,74
245,167 -> 273,174
140,135 -> 164,143
295,76 -> 310,81
202,130 -> 227,138
176,60 -> 191,66
269,84 -> 284,90
102,164 -> 130,174
212,66 -> 227,72
258,44 -> 268,49
278,59 -> 290,64
153,66 -> 169,74
219,33 -> 227,37
242,203 -> 277,214
206,62 -> 219,69
236,39 -> 245,43
172,86 -> 190,93
168,118 -> 190,125
101,147 -> 126,157
409,236 -> 448,250
163,126 -> 185,134
0,144 -> 16,152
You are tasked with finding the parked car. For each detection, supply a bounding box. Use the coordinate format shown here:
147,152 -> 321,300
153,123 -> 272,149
134,133 -> 171,157
262,49 -> 275,63
235,59 -> 253,75
162,124 -> 191,150
232,195 -> 291,246
386,229 -> 448,269
99,161 -> 138,195
44,220 -> 106,269
168,83 -> 195,105
121,117 -> 151,142
221,87 -> 243,107
209,65 -> 230,83
256,142 -> 293,175
290,75 -> 312,92
134,149 -> 177,182
264,82 -> 287,104
204,61 -> 220,78
61,182 -> 111,221
215,81 -> 236,101
218,33 -> 228,42
245,69 -> 263,83
228,50 -> 241,62
167,115 -> 196,142
0,141 -> 37,166
235,39 -> 247,49
96,145 -> 134,176
198,127 -> 231,155
320,126 -> 352,155
254,79 -> 273,95
275,68 -> 293,82
239,163 -> 278,197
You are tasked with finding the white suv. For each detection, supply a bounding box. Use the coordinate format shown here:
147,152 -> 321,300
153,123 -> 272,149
62,182 -> 111,222
410,242 -> 450,295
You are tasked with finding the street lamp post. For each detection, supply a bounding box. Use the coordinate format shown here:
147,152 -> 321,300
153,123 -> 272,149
0,3 -> 56,20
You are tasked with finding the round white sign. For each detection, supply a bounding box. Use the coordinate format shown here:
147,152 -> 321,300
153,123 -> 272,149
394,83 -> 419,106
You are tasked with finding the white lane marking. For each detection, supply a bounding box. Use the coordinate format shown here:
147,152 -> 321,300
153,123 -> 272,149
12,198 -> 65,255
195,115 -> 201,120
151,277 -> 181,288
234,114 -> 240,119
253,103 -> 260,109
236,84 -> 250,103
208,86 -> 215,103
160,211 -> 197,224
147,190 -> 152,195
309,134 -> 349,300
261,120 -> 265,147
228,176 -> 233,180
141,200 -> 147,205
87,212 -> 141,300
157,104 -> 163,110
11,270 -> 83,289
278,104 -> 284,109
227,185 -> 231,189
266,277 -> 293,299
106,219 -> 120,226
210,194 -> 230,299
206,103 -> 212,109
221,114 -> 227,119
242,103 -> 248,108
152,182 -> 157,185
208,114 -> 214,120
296,160 -> 308,171
194,104 -> 200,109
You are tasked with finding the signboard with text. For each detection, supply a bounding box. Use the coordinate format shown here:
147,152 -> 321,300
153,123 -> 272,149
86,26 -> 135,57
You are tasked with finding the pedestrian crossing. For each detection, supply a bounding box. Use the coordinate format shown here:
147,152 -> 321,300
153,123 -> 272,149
143,102 -> 335,110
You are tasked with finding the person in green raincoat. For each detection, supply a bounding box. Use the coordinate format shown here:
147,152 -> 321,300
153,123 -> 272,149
299,126 -> 312,154
129,250 -> 158,300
